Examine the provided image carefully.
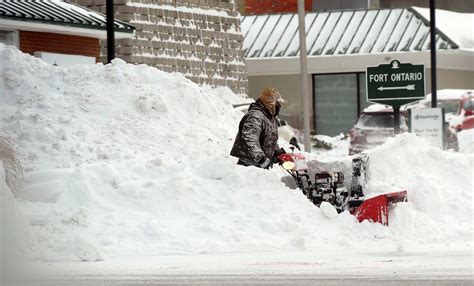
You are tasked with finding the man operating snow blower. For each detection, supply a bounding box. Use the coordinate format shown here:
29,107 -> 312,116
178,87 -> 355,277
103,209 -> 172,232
230,87 -> 286,169
230,88 -> 407,225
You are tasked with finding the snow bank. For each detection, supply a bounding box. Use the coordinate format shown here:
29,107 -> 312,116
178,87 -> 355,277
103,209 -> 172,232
1,45 -> 472,262
458,129 -> 474,154
0,161 -> 29,280
364,134 -> 473,245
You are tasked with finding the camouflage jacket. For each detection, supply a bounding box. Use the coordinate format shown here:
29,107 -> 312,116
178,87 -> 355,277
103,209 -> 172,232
230,100 -> 279,166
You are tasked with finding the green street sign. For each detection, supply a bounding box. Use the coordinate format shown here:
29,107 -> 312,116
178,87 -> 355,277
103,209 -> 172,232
366,60 -> 425,108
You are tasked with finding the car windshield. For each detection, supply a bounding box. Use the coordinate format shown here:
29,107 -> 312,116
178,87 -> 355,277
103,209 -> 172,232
356,113 -> 406,128
436,100 -> 459,114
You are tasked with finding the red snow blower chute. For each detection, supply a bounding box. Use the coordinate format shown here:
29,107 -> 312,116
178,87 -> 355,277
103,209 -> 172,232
276,148 -> 407,226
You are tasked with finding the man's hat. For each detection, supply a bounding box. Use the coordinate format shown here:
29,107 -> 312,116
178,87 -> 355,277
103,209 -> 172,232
259,87 -> 286,115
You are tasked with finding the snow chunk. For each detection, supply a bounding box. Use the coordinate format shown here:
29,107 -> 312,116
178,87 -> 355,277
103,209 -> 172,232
74,236 -> 103,262
320,202 -> 338,219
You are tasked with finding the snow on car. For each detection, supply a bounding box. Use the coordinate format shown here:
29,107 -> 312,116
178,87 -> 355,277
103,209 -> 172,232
450,91 -> 474,132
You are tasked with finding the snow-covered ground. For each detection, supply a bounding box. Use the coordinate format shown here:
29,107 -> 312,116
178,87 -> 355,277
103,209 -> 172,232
0,45 -> 473,277
458,129 -> 474,153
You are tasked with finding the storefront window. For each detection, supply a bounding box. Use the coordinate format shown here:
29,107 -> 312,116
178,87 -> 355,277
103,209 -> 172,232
313,72 -> 368,136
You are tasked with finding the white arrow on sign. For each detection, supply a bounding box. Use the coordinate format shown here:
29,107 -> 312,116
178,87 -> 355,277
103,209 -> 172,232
377,84 -> 415,91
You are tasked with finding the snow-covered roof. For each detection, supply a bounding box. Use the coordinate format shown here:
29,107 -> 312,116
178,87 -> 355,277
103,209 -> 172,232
241,7 -> 470,58
412,7 -> 474,51
0,0 -> 135,38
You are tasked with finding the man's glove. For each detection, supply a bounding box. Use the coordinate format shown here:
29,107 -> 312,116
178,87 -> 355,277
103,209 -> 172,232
258,157 -> 272,169
275,148 -> 286,156
272,148 -> 286,164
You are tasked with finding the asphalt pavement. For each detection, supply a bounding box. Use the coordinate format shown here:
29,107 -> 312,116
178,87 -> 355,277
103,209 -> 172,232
6,275 -> 474,286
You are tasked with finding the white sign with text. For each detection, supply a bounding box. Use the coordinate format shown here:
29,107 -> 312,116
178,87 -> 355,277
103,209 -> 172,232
410,108 -> 444,148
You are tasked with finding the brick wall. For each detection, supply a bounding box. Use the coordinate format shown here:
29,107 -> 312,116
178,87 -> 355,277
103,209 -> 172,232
19,31 -> 100,60
72,0 -> 248,95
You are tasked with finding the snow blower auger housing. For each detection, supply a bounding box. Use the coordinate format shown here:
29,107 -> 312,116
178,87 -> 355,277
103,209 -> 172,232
277,148 -> 407,225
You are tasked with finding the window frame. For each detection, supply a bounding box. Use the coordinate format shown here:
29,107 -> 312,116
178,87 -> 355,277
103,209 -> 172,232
0,29 -> 19,47
464,98 -> 474,112
312,71 -> 367,115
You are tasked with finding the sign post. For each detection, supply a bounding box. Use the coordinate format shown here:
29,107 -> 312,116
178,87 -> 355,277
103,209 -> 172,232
393,106 -> 401,134
366,60 -> 425,133
106,0 -> 115,63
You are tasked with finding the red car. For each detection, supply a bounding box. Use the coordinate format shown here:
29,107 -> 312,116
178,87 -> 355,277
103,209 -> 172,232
450,92 -> 474,132
412,89 -> 474,132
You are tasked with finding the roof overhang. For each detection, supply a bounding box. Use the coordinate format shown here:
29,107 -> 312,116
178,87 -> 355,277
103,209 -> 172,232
246,50 -> 474,76
0,18 -> 134,39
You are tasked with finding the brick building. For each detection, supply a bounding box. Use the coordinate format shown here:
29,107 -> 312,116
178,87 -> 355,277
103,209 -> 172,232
0,1 -> 134,66
73,0 -> 248,95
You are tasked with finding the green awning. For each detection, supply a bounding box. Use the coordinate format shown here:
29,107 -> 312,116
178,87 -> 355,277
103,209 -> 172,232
0,0 -> 134,34
241,7 -> 460,58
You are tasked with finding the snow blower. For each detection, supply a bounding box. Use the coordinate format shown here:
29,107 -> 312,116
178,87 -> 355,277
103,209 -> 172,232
277,148 -> 407,226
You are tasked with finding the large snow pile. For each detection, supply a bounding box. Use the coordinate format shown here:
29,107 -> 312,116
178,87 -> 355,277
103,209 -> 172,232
1,45 -> 472,262
458,129 -> 474,153
364,134 -> 473,243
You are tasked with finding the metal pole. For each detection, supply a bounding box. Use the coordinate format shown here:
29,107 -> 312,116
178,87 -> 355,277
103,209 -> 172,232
394,106 -> 401,134
298,0 -> 311,152
106,0 -> 115,63
430,0 -> 437,107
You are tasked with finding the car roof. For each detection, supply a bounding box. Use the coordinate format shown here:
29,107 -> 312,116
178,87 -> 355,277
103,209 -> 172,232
362,104 -> 393,113
362,104 -> 411,116
424,89 -> 474,101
